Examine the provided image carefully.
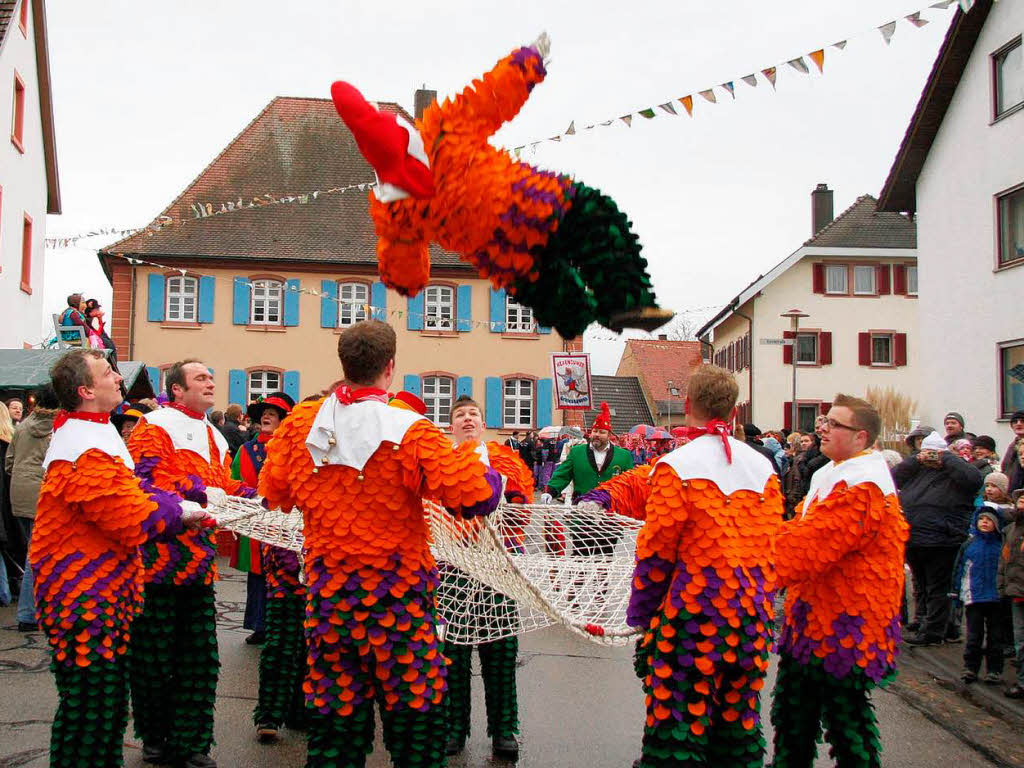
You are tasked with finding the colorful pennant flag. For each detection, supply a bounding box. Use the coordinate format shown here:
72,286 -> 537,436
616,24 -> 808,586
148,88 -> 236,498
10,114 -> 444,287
833,40 -> 848,50
638,107 -> 656,119
565,120 -> 576,135
787,57 -> 810,74
699,89 -> 717,104
720,81 -> 735,99
905,11 -> 929,27
658,102 -> 677,115
678,95 -> 694,115
809,49 -> 825,73
620,114 -> 633,126
879,21 -> 897,45
762,67 -> 777,88
741,74 -> 758,88
957,0 -> 975,11
930,0 -> 954,7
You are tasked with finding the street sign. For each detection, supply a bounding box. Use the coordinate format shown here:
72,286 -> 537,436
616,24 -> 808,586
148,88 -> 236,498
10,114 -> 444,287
760,338 -> 793,346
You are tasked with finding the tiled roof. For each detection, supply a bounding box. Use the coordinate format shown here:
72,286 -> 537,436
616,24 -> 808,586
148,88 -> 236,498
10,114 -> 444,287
99,96 -> 469,270
582,376 -> 653,434
0,2 -> 15,49
803,195 -> 916,249
619,339 -> 703,403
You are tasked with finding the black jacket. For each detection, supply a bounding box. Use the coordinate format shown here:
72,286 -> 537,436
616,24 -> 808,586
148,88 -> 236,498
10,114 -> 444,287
893,453 -> 983,548
1001,437 -> 1024,493
220,421 -> 248,457
745,439 -> 780,475
797,446 -> 830,498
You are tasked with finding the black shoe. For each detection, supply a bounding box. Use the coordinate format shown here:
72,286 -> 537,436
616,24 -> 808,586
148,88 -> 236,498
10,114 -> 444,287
904,633 -> 943,647
983,672 -> 1002,685
446,736 -> 465,756
183,754 -> 217,768
245,630 -> 266,645
904,621 -> 921,633
17,621 -> 37,632
945,632 -> 963,644
142,744 -> 170,764
1005,684 -> 1024,699
961,668 -> 977,683
493,734 -> 519,760
256,722 -> 279,743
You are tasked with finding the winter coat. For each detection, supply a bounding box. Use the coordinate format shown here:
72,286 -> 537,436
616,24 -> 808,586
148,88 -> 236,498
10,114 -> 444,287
1002,436 -> 1024,493
545,443 -> 633,499
893,452 -> 983,548
998,504 -> 1024,599
797,446 -> 829,498
4,407 -> 57,520
220,420 -> 248,457
745,438 -> 780,475
951,509 -> 1004,604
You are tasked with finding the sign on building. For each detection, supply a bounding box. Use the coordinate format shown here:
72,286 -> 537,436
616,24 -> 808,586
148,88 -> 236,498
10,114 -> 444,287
551,353 -> 593,410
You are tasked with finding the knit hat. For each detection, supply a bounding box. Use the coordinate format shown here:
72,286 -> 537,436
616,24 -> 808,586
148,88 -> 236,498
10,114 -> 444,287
971,435 -> 996,452
592,402 -> 613,433
921,432 -> 947,452
1012,410 -> 1024,423
977,508 -> 1002,528
984,471 -> 1009,496
905,423 -> 934,448
743,423 -> 762,438
944,411 -> 965,429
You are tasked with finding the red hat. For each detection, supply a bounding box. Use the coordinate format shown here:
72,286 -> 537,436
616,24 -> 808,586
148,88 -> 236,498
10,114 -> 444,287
330,81 -> 435,200
592,402 -> 613,433
388,390 -> 427,416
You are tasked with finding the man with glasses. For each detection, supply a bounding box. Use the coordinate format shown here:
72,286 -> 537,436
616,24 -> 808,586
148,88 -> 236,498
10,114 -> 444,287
1002,411 -> 1024,493
771,395 -> 908,767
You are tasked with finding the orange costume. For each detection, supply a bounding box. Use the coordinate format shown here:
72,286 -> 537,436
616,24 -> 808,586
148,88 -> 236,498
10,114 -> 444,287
258,386 -> 502,768
770,450 -> 908,768
126,402 -> 253,765
31,411 -> 185,766
627,430 -> 781,768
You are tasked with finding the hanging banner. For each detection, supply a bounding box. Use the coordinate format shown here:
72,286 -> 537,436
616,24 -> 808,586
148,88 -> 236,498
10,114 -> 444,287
552,353 -> 594,411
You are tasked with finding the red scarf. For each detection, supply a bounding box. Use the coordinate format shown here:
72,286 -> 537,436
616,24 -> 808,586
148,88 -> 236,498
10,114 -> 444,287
167,402 -> 206,420
53,410 -> 111,429
334,385 -> 389,405
679,419 -> 733,463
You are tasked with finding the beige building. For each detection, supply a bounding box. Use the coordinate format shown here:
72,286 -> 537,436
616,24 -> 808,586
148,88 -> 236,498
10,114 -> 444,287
697,186 -> 919,433
615,338 -> 702,428
98,95 -> 563,440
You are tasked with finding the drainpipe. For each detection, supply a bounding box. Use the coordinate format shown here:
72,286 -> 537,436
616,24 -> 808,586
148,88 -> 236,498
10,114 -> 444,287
128,257 -> 137,360
734,306 -> 753,421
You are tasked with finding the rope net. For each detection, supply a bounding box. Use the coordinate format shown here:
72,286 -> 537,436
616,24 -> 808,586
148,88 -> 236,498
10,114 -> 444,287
208,496 -> 642,646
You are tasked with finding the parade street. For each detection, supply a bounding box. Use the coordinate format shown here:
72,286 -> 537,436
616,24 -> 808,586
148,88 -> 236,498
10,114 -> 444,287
1,568 -> 1019,768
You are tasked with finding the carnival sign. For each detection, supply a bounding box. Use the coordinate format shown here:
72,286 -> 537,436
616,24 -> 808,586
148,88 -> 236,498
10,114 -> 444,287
552,353 -> 593,411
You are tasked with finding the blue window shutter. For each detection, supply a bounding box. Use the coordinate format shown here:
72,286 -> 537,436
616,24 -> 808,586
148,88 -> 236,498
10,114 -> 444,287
147,274 -> 165,322
320,280 -> 337,328
485,377 -> 502,429
488,288 -> 506,333
371,281 -> 387,321
232,277 -> 250,325
536,378 -> 553,427
457,285 -> 472,332
146,365 -> 160,395
228,369 -> 247,405
457,376 -> 473,399
403,374 -> 421,397
407,294 -> 424,331
283,370 -> 300,401
198,276 -> 215,324
283,279 -> 300,326
537,324 -> 553,334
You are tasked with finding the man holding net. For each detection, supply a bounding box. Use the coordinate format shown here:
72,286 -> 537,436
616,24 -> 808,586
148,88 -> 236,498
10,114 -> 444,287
257,321 -> 503,768
442,394 -> 534,760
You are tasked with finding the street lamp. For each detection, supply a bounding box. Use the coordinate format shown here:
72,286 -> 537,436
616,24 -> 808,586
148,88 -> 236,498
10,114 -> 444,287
780,309 -> 809,433
666,379 -> 675,427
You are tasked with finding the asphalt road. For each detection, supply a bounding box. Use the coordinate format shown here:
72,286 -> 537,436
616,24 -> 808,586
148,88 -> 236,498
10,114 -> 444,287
0,568 -> 1006,768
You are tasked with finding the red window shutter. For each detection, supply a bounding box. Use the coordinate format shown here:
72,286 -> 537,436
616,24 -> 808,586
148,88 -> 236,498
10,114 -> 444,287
820,401 -> 831,415
877,265 -> 891,295
894,333 -> 907,366
783,330 -> 794,365
858,332 -> 871,366
893,264 -> 906,295
784,402 -> 793,431
819,331 -> 832,365
812,263 -> 825,294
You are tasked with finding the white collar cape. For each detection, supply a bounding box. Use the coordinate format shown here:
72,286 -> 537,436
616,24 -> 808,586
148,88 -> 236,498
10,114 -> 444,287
306,394 -> 425,471
802,450 -> 896,518
143,406 -> 229,463
657,434 -> 774,496
43,418 -> 133,471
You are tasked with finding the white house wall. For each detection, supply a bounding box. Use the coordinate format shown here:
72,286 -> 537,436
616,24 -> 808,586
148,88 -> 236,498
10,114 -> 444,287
0,4 -> 49,349
915,0 -> 1024,448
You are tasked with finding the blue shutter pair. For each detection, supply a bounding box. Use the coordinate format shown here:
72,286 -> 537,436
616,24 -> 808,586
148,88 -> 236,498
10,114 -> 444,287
407,285 -> 473,331
323,281 -> 386,327
233,277 -> 299,325
487,286 -> 552,333
227,369 -> 300,404
147,273 -> 216,323
485,376 -> 553,428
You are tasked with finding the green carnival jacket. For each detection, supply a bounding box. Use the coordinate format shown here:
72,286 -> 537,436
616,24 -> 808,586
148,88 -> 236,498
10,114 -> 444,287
545,443 -> 634,499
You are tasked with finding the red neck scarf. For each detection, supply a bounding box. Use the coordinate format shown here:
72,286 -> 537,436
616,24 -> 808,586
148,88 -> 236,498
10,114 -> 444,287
257,431 -> 273,444
53,410 -> 111,429
334,386 -> 389,405
679,419 -> 733,463
167,402 -> 206,420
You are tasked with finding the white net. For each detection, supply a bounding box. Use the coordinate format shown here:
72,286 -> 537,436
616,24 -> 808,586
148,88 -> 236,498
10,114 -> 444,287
208,496 -> 643,646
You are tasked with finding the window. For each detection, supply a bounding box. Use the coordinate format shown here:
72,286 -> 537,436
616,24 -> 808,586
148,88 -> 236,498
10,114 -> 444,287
422,376 -> 454,427
824,264 -> 847,294
249,370 -> 281,402
998,186 -> 1024,267
906,265 -> 919,295
797,405 -> 819,434
338,282 -> 368,327
505,295 -> 535,333
250,279 -> 283,325
795,333 -> 817,365
424,285 -> 454,331
871,333 -> 893,366
503,378 -> 534,428
11,72 -> 24,152
853,265 -> 876,295
1001,341 -> 1024,418
166,275 -> 198,322
994,37 -> 1023,118
19,213 -> 31,293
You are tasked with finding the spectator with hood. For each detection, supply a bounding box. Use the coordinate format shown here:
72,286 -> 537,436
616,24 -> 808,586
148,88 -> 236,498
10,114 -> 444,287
1002,410 -> 1024,493
905,424 -> 935,456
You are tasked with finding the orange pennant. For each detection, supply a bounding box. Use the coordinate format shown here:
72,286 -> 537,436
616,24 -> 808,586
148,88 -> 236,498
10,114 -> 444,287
678,95 -> 694,116
809,49 -> 825,73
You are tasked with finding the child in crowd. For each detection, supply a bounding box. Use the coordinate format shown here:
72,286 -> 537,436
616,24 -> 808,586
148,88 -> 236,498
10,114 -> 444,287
951,506 -> 1005,683
999,489 -> 1024,698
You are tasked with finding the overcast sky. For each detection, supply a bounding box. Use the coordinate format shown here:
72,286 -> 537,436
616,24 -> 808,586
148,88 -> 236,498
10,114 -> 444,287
42,0 -> 950,370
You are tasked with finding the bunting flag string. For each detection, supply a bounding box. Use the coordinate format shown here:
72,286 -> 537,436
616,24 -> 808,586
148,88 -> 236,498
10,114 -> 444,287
506,0 -> 970,156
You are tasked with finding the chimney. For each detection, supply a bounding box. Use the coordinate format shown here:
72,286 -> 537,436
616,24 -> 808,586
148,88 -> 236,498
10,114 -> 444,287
658,334 -> 668,340
811,183 -> 834,235
414,87 -> 437,120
